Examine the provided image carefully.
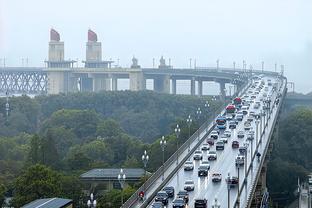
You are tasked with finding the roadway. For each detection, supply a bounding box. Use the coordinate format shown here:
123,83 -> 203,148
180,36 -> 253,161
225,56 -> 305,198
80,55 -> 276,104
146,75 -> 285,208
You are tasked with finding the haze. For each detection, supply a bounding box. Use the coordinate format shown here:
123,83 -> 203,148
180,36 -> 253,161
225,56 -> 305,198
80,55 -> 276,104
0,0 -> 311,93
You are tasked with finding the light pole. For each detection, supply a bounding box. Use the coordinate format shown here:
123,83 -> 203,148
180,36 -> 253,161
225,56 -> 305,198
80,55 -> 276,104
237,165 -> 240,208
160,137 -> 166,180
5,91 -> 10,123
212,96 -> 217,119
216,59 -> 220,70
196,108 -> 202,141
142,150 -> 149,197
255,118 -> 260,146
175,124 -> 181,165
118,169 -> 126,205
260,110 -> 263,137
227,173 -> 231,208
233,61 -> 236,71
186,115 -> 192,152
87,193 -> 97,208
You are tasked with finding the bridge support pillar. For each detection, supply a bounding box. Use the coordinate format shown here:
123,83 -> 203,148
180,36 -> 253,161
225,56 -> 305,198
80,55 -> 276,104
112,77 -> 118,91
92,77 -> 111,92
219,81 -> 226,100
172,78 -> 177,94
198,80 -> 203,96
153,75 -> 170,94
80,76 -> 93,92
130,71 -> 145,91
190,77 -> 195,95
47,70 -> 71,94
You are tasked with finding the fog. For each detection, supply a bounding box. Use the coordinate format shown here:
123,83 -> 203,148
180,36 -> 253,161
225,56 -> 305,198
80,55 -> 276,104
0,0 -> 311,93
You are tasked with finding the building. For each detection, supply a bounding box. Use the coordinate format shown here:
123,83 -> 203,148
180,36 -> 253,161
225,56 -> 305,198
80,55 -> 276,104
80,168 -> 147,193
21,198 -> 73,208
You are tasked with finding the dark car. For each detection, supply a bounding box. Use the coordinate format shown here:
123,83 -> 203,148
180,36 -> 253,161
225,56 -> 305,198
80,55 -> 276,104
216,141 -> 225,150
172,198 -> 186,208
162,186 -> 174,198
177,191 -> 189,203
232,141 -> 239,148
226,176 -> 239,186
155,191 -> 168,205
198,164 -> 209,177
151,201 -> 164,208
194,198 -> 208,208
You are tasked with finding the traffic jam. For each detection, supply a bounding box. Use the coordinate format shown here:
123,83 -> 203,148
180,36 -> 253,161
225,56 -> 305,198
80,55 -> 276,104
150,76 -> 282,208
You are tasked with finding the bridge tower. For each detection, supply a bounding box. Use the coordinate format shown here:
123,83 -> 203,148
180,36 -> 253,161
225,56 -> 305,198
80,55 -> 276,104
153,56 -> 170,94
45,29 -> 76,94
82,29 -> 113,92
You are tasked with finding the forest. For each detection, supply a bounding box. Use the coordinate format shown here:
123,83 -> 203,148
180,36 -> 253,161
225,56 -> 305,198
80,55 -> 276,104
0,91 -> 218,207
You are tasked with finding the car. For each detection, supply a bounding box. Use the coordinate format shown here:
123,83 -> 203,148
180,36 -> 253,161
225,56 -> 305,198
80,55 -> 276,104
216,141 -> 225,150
155,191 -> 169,205
151,201 -> 164,208
244,121 -> 251,131
184,180 -> 195,191
253,103 -> 260,109
208,150 -> 217,160
236,114 -> 243,121
201,143 -> 210,151
226,115 -> 233,120
194,198 -> 208,208
163,186 -> 174,198
241,106 -> 249,115
184,161 -> 194,171
239,146 -> 247,155
193,150 -> 203,160
249,111 -> 255,117
232,118 -> 239,125
247,115 -> 254,122
172,198 -> 186,208
226,176 -> 239,186
235,155 -> 245,166
237,131 -> 245,138
177,191 -> 189,203
229,121 -> 236,129
211,173 -> 222,182
247,133 -> 254,141
217,123 -> 226,130
207,138 -> 214,145
224,130 -> 231,137
232,140 -> 239,148
198,164 -> 209,177
220,135 -> 228,143
201,160 -> 210,169
210,131 -> 219,139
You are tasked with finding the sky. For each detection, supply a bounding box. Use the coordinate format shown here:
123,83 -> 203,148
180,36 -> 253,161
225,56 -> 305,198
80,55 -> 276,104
0,0 -> 311,93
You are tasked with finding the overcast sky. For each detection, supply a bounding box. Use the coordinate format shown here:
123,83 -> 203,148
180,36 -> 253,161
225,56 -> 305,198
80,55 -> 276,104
0,0 -> 311,93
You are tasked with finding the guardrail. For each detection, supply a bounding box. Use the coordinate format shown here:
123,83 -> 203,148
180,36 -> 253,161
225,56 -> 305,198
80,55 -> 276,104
123,80 -> 251,208
241,77 -> 287,208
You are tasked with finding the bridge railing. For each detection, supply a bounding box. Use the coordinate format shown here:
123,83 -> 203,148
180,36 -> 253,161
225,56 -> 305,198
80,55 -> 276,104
242,78 -> 287,208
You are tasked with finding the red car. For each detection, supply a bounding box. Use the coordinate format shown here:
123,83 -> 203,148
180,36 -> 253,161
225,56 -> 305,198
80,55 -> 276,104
232,141 -> 239,148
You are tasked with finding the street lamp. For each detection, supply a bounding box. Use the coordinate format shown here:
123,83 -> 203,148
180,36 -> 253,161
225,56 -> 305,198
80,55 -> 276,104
227,173 -> 231,208
160,137 -> 166,180
233,61 -> 236,71
186,115 -> 192,152
118,169 -> 126,205
211,96 -> 217,119
142,150 -> 149,197
5,91 -> 10,123
216,59 -> 220,70
204,101 -> 210,116
255,118 -> 260,146
196,108 -> 202,141
175,124 -> 181,165
237,165 -> 240,208
87,193 -> 97,208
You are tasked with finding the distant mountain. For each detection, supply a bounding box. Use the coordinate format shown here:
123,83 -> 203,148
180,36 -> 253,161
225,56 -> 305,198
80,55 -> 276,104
306,92 -> 312,97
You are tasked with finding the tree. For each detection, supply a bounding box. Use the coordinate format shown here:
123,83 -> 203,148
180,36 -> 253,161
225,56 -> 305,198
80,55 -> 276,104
97,186 -> 136,208
27,134 -> 41,165
11,164 -> 62,207
41,130 -> 60,169
66,151 -> 92,170
0,182 -> 5,207
60,175 -> 84,207
96,119 -> 124,138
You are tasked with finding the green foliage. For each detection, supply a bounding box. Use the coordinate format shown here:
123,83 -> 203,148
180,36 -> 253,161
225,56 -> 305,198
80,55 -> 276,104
11,164 -> 62,207
96,119 -> 124,138
97,186 -> 136,208
0,182 -> 5,207
268,108 -> 312,205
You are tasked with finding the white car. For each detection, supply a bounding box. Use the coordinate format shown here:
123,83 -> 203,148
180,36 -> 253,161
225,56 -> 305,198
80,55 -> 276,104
224,130 -> 231,137
184,180 -> 195,191
200,160 -> 210,169
212,173 -> 222,182
235,155 -> 245,166
201,143 -> 210,151
208,150 -> 217,160
193,150 -> 203,160
237,131 -> 245,138
184,161 -> 194,171
220,135 -> 228,143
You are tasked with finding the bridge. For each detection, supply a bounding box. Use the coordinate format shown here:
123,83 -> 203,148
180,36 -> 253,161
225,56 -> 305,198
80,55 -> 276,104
0,29 -> 281,98
123,74 -> 287,208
